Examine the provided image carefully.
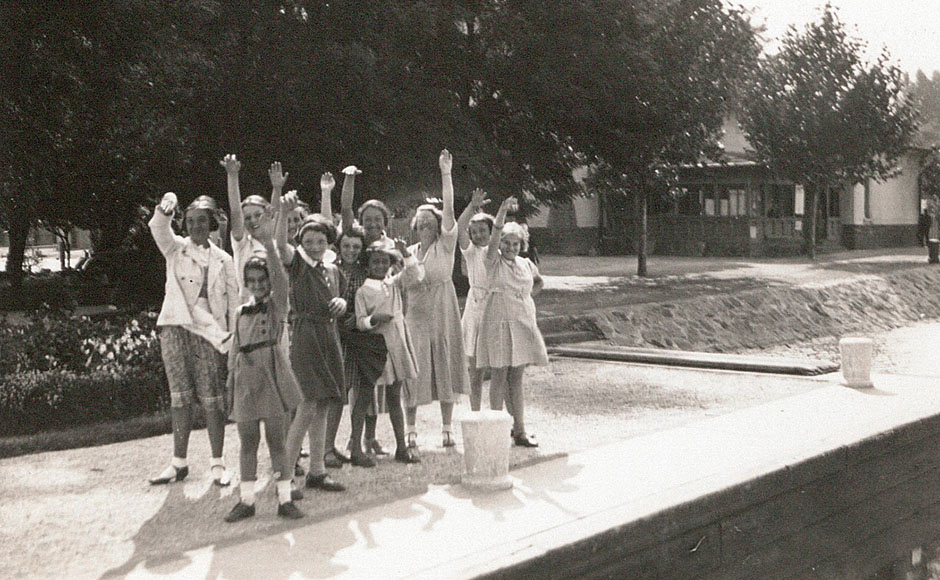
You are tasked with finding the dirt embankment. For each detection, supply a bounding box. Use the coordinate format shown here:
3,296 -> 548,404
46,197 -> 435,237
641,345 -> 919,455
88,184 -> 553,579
547,267 -> 940,352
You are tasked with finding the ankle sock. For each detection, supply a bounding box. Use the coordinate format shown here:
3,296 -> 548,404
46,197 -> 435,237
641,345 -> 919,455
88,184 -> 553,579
276,480 -> 292,505
240,482 -> 256,506
171,457 -> 187,469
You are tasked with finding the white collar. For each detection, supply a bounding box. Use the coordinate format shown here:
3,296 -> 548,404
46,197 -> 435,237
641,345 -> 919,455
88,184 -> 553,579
296,246 -> 321,270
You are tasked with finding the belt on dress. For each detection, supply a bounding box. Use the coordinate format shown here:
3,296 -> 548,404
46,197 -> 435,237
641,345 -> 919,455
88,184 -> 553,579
239,339 -> 278,354
290,313 -> 334,324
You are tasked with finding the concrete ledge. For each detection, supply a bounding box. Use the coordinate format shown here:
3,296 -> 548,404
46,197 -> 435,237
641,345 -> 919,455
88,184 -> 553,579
126,372 -> 940,580
549,344 -> 839,375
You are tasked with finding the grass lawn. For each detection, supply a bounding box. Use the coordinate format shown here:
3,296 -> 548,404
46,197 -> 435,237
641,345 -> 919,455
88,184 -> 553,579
0,358 -> 821,579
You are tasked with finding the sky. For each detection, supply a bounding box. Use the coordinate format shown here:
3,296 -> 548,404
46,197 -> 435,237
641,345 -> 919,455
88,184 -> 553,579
732,0 -> 940,76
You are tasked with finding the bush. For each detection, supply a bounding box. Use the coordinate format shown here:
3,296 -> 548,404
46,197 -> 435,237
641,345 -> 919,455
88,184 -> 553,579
0,365 -> 168,437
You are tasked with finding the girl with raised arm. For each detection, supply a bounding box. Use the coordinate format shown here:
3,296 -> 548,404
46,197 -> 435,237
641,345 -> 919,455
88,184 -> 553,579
356,239 -> 423,463
401,149 -> 470,448
456,188 -> 494,411
476,196 -> 549,448
222,154 -> 287,300
277,193 -> 347,493
148,192 -> 239,486
223,215 -> 304,522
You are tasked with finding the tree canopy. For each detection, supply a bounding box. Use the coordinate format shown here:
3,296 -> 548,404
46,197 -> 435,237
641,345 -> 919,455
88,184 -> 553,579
739,4 -> 919,257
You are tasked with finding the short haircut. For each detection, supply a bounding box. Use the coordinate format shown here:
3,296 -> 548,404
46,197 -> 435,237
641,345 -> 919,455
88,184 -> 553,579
500,221 -> 529,252
411,204 -> 443,234
364,239 -> 401,266
357,199 -> 390,226
241,195 -> 270,210
468,212 -> 495,234
243,255 -> 269,279
296,214 -> 337,245
337,222 -> 366,246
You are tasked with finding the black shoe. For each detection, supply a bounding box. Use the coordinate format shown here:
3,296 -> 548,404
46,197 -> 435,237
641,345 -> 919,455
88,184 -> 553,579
224,502 -> 256,523
148,465 -> 188,485
366,438 -> 390,456
277,501 -> 305,520
305,472 -> 346,492
350,453 -> 376,468
294,461 -> 305,477
442,431 -> 457,448
290,487 -> 304,501
324,448 -> 350,469
395,448 -> 421,464
513,433 -> 539,448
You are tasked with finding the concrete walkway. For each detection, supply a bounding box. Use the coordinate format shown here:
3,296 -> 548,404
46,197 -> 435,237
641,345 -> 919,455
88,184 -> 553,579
109,359 -> 940,579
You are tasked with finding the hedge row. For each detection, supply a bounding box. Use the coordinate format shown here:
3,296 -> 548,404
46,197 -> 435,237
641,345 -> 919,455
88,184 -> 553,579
0,366 -> 168,437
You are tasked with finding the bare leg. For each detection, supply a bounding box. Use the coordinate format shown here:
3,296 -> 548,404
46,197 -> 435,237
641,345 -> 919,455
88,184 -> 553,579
262,414 -> 289,481
489,367 -> 509,411
386,383 -> 407,451
349,377 -> 373,458
440,401 -> 454,428
205,407 -> 226,459
324,399 -> 344,456
468,356 -> 484,412
307,399 -> 332,477
237,421 -> 262,482
286,401 -> 316,474
507,366 -> 526,435
171,405 -> 193,459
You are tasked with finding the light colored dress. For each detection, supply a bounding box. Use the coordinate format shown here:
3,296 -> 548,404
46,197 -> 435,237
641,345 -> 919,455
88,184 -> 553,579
356,256 -> 424,385
228,298 -> 303,421
460,243 -> 489,357
475,254 -> 549,369
403,223 -> 469,406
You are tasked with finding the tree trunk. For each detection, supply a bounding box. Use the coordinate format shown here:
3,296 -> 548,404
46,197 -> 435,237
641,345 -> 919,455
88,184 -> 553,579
4,212 -> 31,284
808,186 -> 818,261
636,188 -> 648,277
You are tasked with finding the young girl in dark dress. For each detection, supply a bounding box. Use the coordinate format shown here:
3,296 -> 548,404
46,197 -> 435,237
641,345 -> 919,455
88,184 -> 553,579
277,196 -> 348,493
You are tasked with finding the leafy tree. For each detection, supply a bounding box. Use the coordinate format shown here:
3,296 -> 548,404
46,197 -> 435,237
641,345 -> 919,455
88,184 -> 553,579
483,0 -> 758,274
739,4 -> 919,259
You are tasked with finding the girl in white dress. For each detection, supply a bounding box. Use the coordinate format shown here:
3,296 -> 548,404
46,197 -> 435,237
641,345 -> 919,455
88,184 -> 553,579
475,197 -> 549,448
456,188 -> 494,411
355,240 -> 424,463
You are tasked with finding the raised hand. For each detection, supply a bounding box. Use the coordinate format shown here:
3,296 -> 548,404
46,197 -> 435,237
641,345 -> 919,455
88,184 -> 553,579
320,172 -> 336,191
252,212 -> 275,243
269,162 -> 288,188
394,238 -> 411,258
220,154 -> 241,174
341,165 -> 362,176
159,192 -> 178,215
497,195 -> 517,218
439,149 -> 453,175
280,190 -> 299,213
470,188 -> 490,210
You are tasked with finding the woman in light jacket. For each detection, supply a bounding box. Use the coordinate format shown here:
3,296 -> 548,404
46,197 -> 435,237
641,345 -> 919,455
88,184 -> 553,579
148,192 -> 239,486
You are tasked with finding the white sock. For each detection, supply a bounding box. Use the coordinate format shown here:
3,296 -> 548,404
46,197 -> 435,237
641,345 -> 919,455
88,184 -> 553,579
442,424 -> 453,433
171,457 -> 187,469
276,480 -> 292,505
240,482 -> 256,506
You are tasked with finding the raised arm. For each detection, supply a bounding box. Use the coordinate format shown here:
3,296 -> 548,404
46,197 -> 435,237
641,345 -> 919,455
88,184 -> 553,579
276,190 -> 297,265
439,149 -> 455,231
390,238 -> 425,287
340,165 -> 361,233
268,161 -> 288,213
221,154 -> 244,241
254,217 -> 289,313
457,188 -> 489,251
149,192 -> 183,257
487,196 -> 516,263
320,172 -> 335,218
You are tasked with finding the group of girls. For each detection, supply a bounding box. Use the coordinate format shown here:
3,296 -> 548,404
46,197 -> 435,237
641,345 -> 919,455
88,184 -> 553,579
146,148 -> 548,523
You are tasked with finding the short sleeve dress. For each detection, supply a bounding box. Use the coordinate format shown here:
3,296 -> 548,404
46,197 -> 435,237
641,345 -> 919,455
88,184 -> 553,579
460,243 -> 489,358
287,255 -> 346,402
474,254 -> 549,369
228,299 -> 303,422
403,223 -> 469,406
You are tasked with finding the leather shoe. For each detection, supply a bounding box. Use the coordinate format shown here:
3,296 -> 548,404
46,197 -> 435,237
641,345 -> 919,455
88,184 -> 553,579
294,461 -> 305,477
350,453 -> 376,468
277,501 -> 304,519
366,438 -> 389,456
395,448 -> 421,464
224,502 -> 255,523
324,448 -> 350,469
305,472 -> 346,492
149,465 -> 188,485
290,487 -> 304,501
513,433 -> 539,448
442,431 -> 456,448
